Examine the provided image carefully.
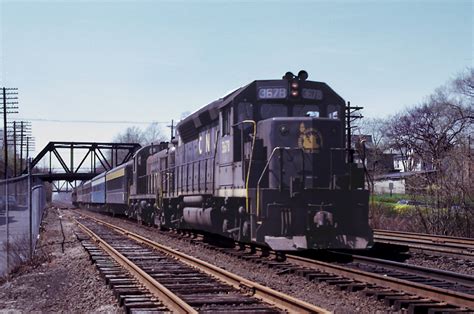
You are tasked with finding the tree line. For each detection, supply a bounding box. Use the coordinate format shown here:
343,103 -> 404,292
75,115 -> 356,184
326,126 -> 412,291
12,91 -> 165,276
356,68 -> 473,236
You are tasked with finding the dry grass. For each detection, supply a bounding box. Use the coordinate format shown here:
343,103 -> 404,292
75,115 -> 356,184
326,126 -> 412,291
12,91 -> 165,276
369,202 -> 473,237
0,235 -> 50,283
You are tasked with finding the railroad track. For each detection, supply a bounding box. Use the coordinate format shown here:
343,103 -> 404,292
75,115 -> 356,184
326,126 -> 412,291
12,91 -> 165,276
72,214 -> 328,313
374,229 -> 474,260
76,210 -> 474,312
215,248 -> 474,313
287,252 -> 474,311
165,231 -> 474,312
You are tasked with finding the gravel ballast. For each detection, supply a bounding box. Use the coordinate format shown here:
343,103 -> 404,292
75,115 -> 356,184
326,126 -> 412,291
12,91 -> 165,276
7,206 -> 466,312
0,207 -> 119,312
405,251 -> 474,276
75,209 -> 391,312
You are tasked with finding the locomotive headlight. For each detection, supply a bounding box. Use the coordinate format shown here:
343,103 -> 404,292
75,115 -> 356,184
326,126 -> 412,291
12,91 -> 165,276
279,125 -> 289,136
290,79 -> 300,98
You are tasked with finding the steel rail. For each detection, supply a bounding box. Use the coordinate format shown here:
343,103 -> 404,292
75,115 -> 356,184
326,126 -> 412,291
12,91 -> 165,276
373,229 -> 474,258
81,214 -> 329,314
374,229 -> 474,247
286,254 -> 474,309
331,251 -> 474,286
74,219 -> 198,314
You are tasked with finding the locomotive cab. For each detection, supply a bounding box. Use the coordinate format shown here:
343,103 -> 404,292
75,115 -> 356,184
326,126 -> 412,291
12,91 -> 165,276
234,73 -> 373,250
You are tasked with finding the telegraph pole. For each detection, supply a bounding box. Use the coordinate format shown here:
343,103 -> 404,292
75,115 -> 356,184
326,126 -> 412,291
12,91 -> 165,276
3,88 -> 7,179
167,119 -> 174,140
1,87 -> 18,178
8,121 -> 32,175
345,101 -> 363,163
13,121 -> 16,177
1,87 -> 18,276
20,121 -> 24,171
26,136 -> 35,161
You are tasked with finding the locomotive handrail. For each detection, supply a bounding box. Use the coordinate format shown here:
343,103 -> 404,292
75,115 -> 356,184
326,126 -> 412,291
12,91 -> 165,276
233,120 -> 257,213
212,129 -> 220,195
256,146 -> 308,219
256,146 -> 292,220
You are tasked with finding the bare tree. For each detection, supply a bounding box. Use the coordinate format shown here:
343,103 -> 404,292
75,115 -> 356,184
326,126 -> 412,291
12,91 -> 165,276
110,123 -> 167,164
114,126 -> 146,145
380,71 -> 473,236
180,111 -> 191,120
453,67 -> 474,99
384,112 -> 421,172
113,123 -> 168,146
354,117 -> 393,187
357,117 -> 388,150
143,122 -> 167,144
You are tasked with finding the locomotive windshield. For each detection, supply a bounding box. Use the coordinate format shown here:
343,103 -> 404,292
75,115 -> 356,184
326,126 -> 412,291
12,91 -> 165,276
293,104 -> 320,117
260,103 -> 287,119
238,102 -> 337,120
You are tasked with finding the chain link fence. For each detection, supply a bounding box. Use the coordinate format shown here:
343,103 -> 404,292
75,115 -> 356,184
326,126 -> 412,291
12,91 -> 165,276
0,174 -> 47,277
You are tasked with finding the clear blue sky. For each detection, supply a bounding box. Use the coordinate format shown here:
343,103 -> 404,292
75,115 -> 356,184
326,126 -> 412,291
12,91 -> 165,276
0,0 -> 472,155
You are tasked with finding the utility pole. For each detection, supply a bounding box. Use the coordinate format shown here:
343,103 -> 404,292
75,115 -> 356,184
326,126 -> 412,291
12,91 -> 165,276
1,87 -> 18,276
20,121 -> 24,171
7,121 -> 32,175
13,121 -> 16,177
167,119 -> 174,140
3,88 -> 7,179
345,101 -> 363,163
1,87 -> 19,178
26,136 -> 35,161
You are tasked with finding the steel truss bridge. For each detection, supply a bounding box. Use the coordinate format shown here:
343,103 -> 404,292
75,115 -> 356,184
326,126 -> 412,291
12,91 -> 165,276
23,141 -> 141,192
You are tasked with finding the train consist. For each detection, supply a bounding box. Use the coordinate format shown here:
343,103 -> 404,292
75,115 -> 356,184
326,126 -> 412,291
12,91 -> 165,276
72,71 -> 373,251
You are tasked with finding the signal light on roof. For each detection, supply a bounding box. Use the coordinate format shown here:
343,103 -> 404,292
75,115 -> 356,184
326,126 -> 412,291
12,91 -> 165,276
298,70 -> 308,81
283,71 -> 295,80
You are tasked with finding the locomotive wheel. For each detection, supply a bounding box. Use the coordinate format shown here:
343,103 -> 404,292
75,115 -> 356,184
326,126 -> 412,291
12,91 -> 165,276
154,211 -> 167,230
222,219 -> 229,233
240,220 -> 250,242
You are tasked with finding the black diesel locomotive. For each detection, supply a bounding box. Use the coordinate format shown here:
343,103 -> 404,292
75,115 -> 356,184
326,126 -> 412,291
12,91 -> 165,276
73,71 -> 373,251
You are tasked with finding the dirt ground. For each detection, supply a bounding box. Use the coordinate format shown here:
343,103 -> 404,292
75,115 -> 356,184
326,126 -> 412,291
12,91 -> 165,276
0,206 -> 119,312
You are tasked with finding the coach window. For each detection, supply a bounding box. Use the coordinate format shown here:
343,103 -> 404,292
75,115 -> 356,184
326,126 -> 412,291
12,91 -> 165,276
293,104 -> 319,117
222,107 -> 231,136
328,105 -> 340,119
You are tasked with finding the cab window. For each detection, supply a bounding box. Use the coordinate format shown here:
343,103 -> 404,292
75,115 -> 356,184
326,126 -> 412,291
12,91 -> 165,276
237,102 -> 253,132
237,102 -> 253,122
260,104 -> 287,119
328,105 -> 340,119
293,104 -> 320,117
222,107 -> 231,136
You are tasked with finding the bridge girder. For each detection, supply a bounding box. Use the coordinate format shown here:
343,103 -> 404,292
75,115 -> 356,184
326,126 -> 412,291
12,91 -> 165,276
25,141 -> 141,183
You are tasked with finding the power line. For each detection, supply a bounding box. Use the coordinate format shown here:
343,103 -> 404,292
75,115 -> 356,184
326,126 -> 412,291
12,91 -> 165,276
17,118 -> 169,124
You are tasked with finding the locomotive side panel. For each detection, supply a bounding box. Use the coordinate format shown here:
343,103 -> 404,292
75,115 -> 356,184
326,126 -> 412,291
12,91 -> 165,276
172,123 -> 219,197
